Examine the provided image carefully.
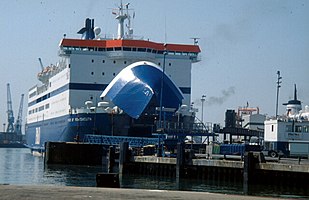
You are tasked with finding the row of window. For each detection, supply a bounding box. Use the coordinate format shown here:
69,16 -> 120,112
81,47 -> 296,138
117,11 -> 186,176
29,103 -> 50,115
29,91 -> 37,98
86,59 -> 172,77
286,125 -> 309,133
90,59 -> 172,67
36,93 -> 50,104
91,59 -> 128,64
62,46 -> 198,57
90,71 -> 116,76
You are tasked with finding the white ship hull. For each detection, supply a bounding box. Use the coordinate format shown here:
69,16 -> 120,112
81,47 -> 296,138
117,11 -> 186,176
25,4 -> 201,150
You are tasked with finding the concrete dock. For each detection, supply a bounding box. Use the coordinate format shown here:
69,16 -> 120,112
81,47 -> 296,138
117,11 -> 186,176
0,185 -> 286,200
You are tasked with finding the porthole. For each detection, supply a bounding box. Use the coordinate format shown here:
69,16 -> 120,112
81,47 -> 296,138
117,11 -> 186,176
91,72 -> 94,75
102,60 -> 105,63
91,59 -> 94,63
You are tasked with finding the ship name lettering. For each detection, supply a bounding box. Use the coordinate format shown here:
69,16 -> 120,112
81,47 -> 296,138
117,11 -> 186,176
69,117 -> 92,122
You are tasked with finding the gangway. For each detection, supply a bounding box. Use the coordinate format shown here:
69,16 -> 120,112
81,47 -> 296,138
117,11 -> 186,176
156,121 -> 218,137
83,135 -> 163,147
83,122 -> 218,147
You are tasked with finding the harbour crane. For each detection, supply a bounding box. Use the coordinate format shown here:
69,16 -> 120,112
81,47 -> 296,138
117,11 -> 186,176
6,83 -> 15,133
14,94 -> 24,135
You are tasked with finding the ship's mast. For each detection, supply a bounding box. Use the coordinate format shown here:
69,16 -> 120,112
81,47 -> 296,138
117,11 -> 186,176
115,1 -> 127,39
125,3 -> 134,39
113,1 -> 133,39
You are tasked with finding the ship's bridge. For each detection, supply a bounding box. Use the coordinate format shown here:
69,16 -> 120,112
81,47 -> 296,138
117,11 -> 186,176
59,39 -> 201,62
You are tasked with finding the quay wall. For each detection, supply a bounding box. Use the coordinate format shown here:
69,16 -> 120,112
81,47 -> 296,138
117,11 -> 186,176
44,142 -> 107,165
121,147 -> 309,190
44,142 -> 309,191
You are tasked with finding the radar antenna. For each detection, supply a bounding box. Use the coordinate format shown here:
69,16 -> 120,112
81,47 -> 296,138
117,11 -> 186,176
190,37 -> 200,45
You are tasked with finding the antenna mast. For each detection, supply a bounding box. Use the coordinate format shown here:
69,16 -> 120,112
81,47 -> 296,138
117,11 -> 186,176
125,3 -> 134,39
275,71 -> 282,118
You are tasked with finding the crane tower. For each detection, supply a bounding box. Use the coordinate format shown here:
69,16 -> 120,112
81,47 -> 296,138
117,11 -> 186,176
15,94 -> 24,135
6,83 -> 15,133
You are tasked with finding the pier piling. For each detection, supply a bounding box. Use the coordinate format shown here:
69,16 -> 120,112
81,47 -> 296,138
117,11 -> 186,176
107,146 -> 115,173
243,152 -> 260,194
119,142 -> 129,174
176,142 -> 185,182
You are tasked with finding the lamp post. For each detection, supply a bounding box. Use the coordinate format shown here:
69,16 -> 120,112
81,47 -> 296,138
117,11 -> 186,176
158,44 -> 167,157
201,95 -> 206,124
275,71 -> 282,118
159,44 -> 167,129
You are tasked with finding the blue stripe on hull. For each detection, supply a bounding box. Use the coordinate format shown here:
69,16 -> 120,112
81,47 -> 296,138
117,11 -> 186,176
28,83 -> 109,107
25,113 -> 113,149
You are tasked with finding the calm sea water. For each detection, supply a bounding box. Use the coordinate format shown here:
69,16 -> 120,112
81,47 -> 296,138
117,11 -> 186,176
0,148 -> 308,198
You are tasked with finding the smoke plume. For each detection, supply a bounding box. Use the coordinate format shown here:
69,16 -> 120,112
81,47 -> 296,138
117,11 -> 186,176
194,87 -> 235,106
206,86 -> 235,106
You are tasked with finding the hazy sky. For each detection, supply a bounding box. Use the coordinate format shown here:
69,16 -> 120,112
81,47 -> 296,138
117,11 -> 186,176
0,0 -> 308,131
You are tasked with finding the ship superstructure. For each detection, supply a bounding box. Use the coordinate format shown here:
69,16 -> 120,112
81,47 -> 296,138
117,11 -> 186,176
25,2 -> 201,150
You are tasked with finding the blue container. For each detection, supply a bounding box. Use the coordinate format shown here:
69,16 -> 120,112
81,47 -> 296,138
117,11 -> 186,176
220,144 -> 245,155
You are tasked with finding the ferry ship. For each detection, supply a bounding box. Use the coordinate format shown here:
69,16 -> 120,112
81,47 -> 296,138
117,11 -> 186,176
264,85 -> 309,157
25,2 -> 201,151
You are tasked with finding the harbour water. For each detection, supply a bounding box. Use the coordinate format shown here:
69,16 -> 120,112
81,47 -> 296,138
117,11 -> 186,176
0,148 -> 308,199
